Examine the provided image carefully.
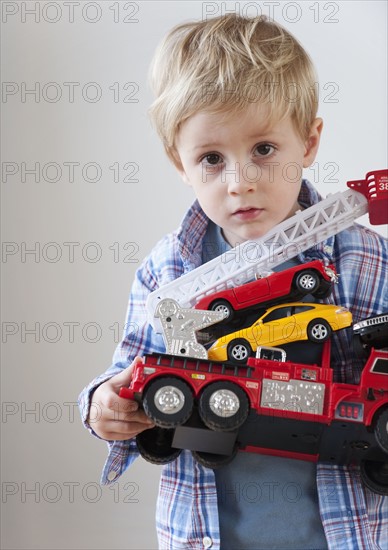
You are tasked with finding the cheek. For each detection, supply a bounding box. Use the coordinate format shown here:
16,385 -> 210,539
267,182 -> 301,210
281,162 -> 304,185
197,191 -> 222,218
195,180 -> 218,198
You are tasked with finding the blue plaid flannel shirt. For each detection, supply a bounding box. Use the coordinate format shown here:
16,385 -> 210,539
79,180 -> 388,549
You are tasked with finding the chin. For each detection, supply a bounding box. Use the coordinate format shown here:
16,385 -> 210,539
230,230 -> 266,247
245,225 -> 271,241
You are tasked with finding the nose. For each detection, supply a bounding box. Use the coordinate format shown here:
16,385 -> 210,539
223,162 -> 258,195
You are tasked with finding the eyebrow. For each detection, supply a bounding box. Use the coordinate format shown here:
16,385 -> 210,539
191,133 -> 278,152
191,143 -> 219,151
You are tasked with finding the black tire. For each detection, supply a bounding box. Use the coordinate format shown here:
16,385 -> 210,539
210,299 -> 234,321
227,338 -> 252,363
294,270 -> 320,294
307,318 -> 332,343
358,323 -> 388,350
352,334 -> 371,361
360,459 -> 388,496
199,381 -> 250,431
143,377 -> 194,428
192,445 -> 238,469
313,282 -> 332,300
136,427 -> 181,465
375,408 -> 388,453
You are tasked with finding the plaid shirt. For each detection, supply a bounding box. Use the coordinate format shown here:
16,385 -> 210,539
79,180 -> 388,549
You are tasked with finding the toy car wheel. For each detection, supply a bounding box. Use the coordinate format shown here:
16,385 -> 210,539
313,283 -> 332,300
192,445 -> 238,469
227,339 -> 252,363
307,318 -> 331,343
295,270 -> 320,293
210,299 -> 234,320
375,408 -> 388,453
352,333 -> 371,360
360,459 -> 388,496
143,377 -> 194,428
353,313 -> 388,350
136,427 -> 181,465
198,381 -> 249,431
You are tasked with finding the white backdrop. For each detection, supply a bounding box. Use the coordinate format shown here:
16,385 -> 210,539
1,1 -> 387,549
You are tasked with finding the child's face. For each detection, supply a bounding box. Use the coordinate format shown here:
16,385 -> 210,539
175,104 -> 322,248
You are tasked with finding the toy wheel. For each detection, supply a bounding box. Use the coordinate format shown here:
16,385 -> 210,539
227,339 -> 252,363
199,381 -> 249,431
352,334 -> 371,360
307,318 -> 331,343
295,270 -> 320,294
358,320 -> 388,350
360,459 -> 388,496
192,445 -> 238,469
136,427 -> 181,465
143,377 -> 194,428
313,284 -> 332,300
375,408 -> 388,453
210,299 -> 234,321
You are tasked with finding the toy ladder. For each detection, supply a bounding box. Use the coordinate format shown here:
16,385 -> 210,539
147,188 -> 368,330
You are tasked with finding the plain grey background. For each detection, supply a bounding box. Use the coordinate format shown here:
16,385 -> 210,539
1,1 -> 387,549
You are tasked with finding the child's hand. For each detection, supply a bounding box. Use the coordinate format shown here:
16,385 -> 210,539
87,357 -> 155,441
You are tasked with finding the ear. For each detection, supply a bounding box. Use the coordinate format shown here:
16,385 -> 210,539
170,148 -> 191,186
303,118 -> 323,168
176,166 -> 191,186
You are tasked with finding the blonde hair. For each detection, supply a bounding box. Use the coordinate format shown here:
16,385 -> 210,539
149,14 -> 319,165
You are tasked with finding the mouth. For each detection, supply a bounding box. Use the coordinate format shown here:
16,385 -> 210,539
232,207 -> 264,220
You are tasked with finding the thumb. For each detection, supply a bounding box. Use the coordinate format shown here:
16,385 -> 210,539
110,356 -> 143,391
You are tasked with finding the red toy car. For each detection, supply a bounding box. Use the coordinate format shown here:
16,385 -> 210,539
194,260 -> 338,320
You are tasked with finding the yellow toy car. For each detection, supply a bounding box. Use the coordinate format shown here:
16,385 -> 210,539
207,302 -> 352,363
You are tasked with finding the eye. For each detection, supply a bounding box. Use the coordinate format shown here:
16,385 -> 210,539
201,153 -> 223,166
254,143 -> 276,157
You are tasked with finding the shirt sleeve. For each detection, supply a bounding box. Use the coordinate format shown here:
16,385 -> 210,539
317,224 -> 388,549
78,232 -> 184,482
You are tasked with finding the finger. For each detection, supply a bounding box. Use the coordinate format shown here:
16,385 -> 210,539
111,397 -> 139,413
110,356 -> 143,392
101,420 -> 155,441
103,395 -> 140,416
90,408 -> 154,428
107,407 -> 153,424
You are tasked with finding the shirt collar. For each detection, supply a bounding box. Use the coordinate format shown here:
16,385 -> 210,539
176,199 -> 209,271
296,180 -> 335,264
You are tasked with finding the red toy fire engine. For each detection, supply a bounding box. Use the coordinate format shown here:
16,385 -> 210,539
120,332 -> 388,495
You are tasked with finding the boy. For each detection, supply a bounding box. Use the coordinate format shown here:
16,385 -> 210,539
79,14 -> 387,549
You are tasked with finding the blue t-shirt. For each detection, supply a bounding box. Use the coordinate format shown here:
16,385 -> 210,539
202,221 -> 328,550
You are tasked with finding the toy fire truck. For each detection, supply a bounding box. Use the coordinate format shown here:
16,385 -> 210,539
118,170 -> 388,494
120,333 -> 388,495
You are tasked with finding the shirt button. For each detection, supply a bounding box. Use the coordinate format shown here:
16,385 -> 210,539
107,470 -> 117,481
203,536 -> 213,548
